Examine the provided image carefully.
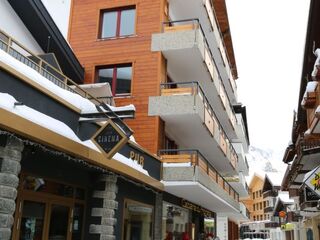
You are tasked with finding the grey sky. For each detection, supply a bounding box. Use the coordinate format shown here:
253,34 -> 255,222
226,0 -> 310,163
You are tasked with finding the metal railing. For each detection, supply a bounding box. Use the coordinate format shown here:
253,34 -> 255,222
161,19 -> 238,130
0,29 -> 132,136
296,135 -> 320,154
160,149 -> 239,201
203,0 -> 237,93
160,81 -> 238,166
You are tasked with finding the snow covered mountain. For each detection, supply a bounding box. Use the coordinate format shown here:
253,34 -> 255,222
247,145 -> 286,174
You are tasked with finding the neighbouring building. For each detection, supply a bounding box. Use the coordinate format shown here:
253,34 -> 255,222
67,0 -> 251,239
281,1 -> 320,240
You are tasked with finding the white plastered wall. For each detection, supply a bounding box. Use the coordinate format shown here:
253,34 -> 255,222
0,0 -> 43,54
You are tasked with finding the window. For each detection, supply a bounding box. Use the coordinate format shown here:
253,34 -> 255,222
124,199 -> 153,240
100,6 -> 136,38
260,202 -> 262,210
263,201 -> 266,208
253,192 -> 255,199
259,190 -> 262,197
97,64 -> 132,96
253,216 -> 256,221
253,204 -> 255,211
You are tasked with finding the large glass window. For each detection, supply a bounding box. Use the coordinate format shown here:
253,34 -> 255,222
162,202 -> 190,240
100,7 -> 135,38
97,64 -> 132,96
123,199 -> 153,240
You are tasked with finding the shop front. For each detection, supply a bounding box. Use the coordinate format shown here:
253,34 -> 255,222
162,193 -> 216,240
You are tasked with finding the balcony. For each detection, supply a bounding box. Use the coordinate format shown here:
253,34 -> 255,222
151,19 -> 238,139
166,0 -> 237,100
224,172 -> 249,198
232,143 -> 249,175
287,136 -> 320,187
264,206 -> 274,213
0,29 -> 134,135
161,149 -> 248,219
149,82 -> 238,174
263,190 -> 277,198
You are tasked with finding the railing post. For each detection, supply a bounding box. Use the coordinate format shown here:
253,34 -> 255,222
6,37 -> 12,53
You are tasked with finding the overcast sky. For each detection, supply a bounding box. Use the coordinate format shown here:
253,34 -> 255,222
226,0 -> 310,165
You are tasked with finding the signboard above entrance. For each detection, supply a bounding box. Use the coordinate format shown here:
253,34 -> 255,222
92,120 -> 128,159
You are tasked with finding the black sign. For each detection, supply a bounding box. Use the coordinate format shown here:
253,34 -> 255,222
92,120 -> 127,158
181,199 -> 214,218
119,142 -> 161,180
305,186 -> 320,202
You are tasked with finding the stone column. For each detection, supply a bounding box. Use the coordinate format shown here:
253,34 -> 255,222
154,192 -> 163,240
89,174 -> 118,240
0,136 -> 23,240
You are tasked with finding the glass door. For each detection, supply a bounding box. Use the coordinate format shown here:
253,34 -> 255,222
48,204 -> 71,240
19,200 -> 46,240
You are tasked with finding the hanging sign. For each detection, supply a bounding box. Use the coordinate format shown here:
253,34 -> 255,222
91,120 -> 128,159
304,165 -> 320,197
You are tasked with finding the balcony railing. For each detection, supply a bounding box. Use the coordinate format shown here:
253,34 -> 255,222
296,135 -> 320,155
0,29 -> 132,136
161,19 -> 238,130
160,81 -> 238,167
263,190 -> 277,198
160,149 -> 239,202
203,0 -> 237,94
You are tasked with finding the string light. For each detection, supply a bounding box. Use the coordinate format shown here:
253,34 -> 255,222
0,130 -> 161,195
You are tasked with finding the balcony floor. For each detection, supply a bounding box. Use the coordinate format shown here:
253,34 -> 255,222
168,0 -> 236,103
151,104 -> 237,174
152,31 -> 237,140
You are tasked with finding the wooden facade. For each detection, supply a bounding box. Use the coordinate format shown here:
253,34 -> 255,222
68,0 -> 167,154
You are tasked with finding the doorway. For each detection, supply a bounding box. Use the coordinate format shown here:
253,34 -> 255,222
13,174 -> 86,240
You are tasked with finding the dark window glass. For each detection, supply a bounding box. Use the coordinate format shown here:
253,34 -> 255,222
97,64 -> 132,96
100,7 -> 135,38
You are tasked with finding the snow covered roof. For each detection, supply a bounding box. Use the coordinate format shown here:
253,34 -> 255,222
0,49 -> 134,114
265,172 -> 284,187
301,81 -> 318,106
278,191 -> 294,204
0,92 -> 148,176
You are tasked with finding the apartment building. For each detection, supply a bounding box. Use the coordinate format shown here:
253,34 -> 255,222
281,0 -> 320,239
0,1 -> 164,240
67,0 -> 250,239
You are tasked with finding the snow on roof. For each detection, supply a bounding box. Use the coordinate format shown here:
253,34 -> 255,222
0,92 -> 149,176
113,153 -> 149,176
278,191 -> 294,204
0,49 -> 134,114
265,172 -> 284,186
0,92 -> 98,150
301,81 -> 318,106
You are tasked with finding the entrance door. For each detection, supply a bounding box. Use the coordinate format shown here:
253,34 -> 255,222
17,199 -> 72,240
19,200 -> 46,240
48,204 -> 71,240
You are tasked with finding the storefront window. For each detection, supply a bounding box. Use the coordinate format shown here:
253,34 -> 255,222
162,202 -> 190,240
204,218 -> 215,237
123,199 -> 153,240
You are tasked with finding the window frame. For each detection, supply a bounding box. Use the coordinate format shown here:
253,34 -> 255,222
96,63 -> 133,96
99,5 -> 136,39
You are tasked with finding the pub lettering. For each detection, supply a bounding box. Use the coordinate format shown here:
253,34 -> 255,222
130,151 -> 144,166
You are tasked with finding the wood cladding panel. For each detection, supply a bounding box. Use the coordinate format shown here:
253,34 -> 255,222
69,0 -> 166,154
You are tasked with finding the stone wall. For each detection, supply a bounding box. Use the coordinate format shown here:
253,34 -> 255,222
0,135 -> 23,240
